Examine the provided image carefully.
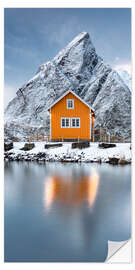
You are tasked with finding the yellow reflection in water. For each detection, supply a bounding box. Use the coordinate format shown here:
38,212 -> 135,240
87,169 -> 99,207
44,169 -> 99,210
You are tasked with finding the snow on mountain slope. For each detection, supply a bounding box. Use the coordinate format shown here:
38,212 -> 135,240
4,32 -> 131,141
116,69 -> 131,90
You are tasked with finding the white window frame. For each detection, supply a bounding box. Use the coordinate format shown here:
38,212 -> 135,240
61,117 -> 70,128
71,118 -> 80,128
67,99 -> 74,109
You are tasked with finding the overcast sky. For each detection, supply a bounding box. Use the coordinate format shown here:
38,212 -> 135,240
4,8 -> 131,107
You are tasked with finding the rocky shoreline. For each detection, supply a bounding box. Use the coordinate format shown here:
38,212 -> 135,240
4,148 -> 131,165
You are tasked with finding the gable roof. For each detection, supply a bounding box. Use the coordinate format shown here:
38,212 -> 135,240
47,90 -> 95,112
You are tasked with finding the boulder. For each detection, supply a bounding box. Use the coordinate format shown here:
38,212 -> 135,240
98,143 -> 116,149
4,142 -> 13,151
45,143 -> 62,149
72,141 -> 90,149
118,157 -> 131,165
108,157 -> 119,165
20,143 -> 35,151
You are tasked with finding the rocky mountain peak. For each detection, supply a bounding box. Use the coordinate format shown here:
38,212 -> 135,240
53,32 -> 92,61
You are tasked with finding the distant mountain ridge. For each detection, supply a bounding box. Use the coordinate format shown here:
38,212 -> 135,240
4,32 -> 131,141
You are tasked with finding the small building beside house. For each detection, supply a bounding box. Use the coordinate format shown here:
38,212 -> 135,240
48,90 -> 95,141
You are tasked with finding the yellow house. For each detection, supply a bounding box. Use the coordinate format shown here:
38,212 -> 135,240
48,90 -> 95,141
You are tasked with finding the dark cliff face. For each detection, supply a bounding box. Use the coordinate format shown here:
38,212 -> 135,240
4,32 -> 131,140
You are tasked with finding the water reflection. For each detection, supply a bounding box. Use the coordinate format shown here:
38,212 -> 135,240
44,169 -> 99,210
5,162 -> 131,262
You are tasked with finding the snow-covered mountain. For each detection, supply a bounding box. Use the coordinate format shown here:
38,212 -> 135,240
4,32 -> 131,141
116,69 -> 131,91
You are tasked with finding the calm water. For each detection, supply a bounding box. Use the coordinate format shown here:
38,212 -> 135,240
4,162 -> 131,262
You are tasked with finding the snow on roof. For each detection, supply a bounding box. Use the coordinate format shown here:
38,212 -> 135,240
47,90 -> 95,112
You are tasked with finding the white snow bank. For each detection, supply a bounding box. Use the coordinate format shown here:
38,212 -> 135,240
6,142 -> 131,163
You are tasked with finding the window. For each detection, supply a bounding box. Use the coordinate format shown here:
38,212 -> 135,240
71,118 -> 80,128
76,118 -> 80,127
61,117 -> 80,128
67,99 -> 74,109
72,119 -> 76,127
61,118 -> 70,128
66,118 -> 69,127
62,118 -> 65,127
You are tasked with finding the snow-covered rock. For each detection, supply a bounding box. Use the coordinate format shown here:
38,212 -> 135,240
4,32 -> 131,140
